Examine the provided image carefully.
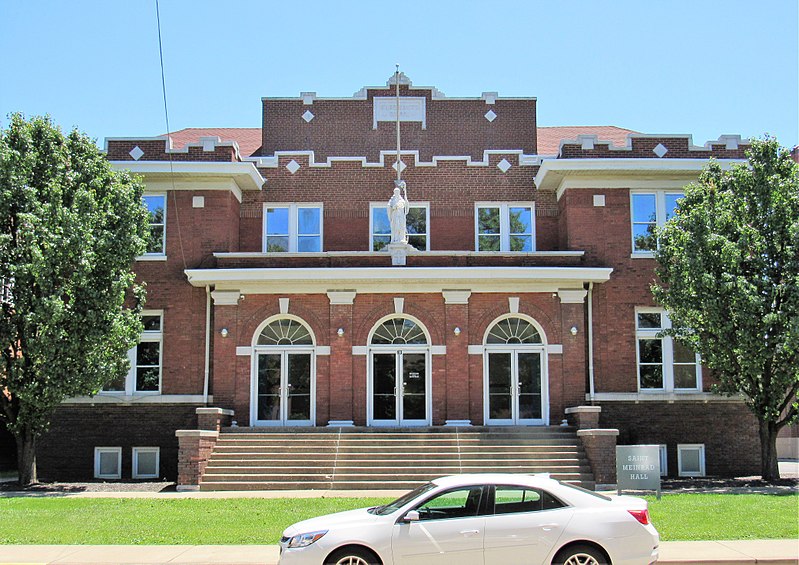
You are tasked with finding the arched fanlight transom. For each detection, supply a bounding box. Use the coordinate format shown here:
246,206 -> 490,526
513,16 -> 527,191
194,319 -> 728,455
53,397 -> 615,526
257,318 -> 313,346
371,317 -> 428,345
486,317 -> 542,345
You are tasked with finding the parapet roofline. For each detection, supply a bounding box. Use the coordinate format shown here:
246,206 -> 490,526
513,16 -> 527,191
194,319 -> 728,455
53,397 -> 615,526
557,133 -> 748,153
104,135 -> 244,161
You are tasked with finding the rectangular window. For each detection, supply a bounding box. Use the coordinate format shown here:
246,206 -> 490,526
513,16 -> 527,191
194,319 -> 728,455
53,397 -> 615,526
630,191 -> 683,254
143,194 -> 166,255
94,447 -> 122,479
635,309 -> 700,392
102,311 -> 163,395
677,444 -> 706,477
370,203 -> 429,251
659,445 -> 668,477
264,204 -> 322,252
475,203 -> 535,252
132,447 -> 160,479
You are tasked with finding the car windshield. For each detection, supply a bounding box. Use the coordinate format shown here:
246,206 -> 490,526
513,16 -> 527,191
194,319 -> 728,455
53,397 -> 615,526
557,480 -> 612,501
368,482 -> 437,515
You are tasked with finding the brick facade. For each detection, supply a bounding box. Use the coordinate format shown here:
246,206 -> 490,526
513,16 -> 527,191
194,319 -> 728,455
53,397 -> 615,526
33,75 -> 760,482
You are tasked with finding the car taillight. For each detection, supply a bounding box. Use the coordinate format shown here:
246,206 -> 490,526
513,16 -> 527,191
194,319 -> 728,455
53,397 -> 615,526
628,509 -> 650,525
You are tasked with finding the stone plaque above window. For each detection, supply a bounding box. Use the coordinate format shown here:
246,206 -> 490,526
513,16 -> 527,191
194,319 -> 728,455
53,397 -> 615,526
373,97 -> 427,129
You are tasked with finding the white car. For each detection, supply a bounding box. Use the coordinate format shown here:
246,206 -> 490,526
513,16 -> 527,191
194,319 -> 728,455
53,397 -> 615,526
278,473 -> 659,565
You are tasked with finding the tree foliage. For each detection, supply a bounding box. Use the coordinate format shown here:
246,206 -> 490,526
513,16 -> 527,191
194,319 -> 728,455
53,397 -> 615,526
653,137 -> 799,480
0,114 -> 149,484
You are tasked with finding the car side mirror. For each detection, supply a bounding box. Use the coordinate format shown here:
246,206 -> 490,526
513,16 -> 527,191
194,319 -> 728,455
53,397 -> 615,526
404,510 -> 420,522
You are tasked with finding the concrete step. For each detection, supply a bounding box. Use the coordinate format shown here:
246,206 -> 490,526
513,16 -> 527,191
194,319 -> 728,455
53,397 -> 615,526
205,458 -> 588,468
200,426 -> 595,492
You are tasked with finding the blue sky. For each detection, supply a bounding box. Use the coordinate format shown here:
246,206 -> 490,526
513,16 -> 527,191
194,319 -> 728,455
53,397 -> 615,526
1,0 -> 797,149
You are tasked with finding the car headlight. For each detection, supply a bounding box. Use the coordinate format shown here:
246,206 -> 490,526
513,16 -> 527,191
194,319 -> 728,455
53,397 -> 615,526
287,530 -> 328,548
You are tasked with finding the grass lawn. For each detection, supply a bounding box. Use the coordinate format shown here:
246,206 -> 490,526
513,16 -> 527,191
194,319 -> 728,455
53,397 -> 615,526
0,493 -> 795,544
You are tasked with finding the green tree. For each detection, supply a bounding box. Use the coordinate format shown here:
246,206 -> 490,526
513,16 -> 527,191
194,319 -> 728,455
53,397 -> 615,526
653,138 -> 799,481
0,114 -> 149,485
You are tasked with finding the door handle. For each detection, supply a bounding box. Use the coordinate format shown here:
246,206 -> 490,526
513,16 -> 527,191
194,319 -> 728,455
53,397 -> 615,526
459,529 -> 480,536
540,523 -> 559,532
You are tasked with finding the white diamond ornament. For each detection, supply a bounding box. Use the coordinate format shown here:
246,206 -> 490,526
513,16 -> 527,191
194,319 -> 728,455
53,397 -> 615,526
129,146 -> 144,161
302,110 -> 314,122
653,143 -> 668,158
392,160 -> 407,173
485,110 -> 497,122
286,160 -> 301,174
497,158 -> 512,173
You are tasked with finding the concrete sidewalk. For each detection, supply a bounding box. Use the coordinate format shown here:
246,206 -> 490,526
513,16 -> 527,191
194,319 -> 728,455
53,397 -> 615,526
0,540 -> 797,565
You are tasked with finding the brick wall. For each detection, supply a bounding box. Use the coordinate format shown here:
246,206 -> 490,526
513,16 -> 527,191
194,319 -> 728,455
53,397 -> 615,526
37,404 -> 200,481
559,137 -> 748,159
599,401 -> 759,477
262,85 -> 536,161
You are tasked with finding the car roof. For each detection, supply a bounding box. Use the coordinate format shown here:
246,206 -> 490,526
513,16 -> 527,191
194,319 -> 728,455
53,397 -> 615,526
431,473 -> 558,489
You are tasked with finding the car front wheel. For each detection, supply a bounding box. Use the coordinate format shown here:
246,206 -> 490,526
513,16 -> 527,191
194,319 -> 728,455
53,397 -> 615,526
324,547 -> 382,565
552,544 -> 608,565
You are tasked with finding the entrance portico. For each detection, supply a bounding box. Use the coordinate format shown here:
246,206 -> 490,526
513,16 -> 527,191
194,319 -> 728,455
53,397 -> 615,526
188,264 -> 612,428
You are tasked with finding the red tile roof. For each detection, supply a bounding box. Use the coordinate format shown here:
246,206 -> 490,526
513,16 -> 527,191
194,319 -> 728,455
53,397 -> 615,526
166,128 -> 262,158
165,125 -> 637,158
537,126 -> 638,155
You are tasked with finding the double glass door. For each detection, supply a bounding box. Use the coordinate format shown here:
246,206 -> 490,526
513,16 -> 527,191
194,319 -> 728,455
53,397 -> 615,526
254,351 -> 313,425
486,350 -> 545,425
371,351 -> 429,426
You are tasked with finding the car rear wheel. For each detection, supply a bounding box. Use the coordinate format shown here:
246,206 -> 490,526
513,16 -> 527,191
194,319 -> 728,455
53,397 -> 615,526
325,547 -> 382,565
552,544 -> 608,565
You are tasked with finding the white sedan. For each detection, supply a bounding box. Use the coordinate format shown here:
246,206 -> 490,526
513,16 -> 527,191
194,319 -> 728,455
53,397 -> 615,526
278,473 -> 659,565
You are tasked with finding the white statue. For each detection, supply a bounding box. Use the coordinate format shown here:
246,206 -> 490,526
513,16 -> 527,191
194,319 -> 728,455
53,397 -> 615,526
388,180 -> 409,244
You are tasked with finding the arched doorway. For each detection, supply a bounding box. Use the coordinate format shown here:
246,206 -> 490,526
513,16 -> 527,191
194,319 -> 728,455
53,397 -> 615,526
483,315 -> 549,425
250,316 -> 316,426
367,316 -> 431,427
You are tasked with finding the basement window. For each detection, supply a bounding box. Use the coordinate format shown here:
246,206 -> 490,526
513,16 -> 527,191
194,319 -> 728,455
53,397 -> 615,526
94,447 -> 122,479
132,447 -> 160,479
677,444 -> 706,477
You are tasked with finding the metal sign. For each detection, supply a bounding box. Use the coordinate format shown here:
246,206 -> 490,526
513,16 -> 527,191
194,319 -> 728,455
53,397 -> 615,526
616,445 -> 661,499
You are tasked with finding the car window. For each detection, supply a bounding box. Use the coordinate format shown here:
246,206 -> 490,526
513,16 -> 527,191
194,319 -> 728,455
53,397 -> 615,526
370,482 -> 437,515
492,486 -> 565,514
415,486 -> 484,521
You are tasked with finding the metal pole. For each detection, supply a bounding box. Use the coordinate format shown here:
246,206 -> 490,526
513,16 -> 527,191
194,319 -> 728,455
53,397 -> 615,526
396,64 -> 401,182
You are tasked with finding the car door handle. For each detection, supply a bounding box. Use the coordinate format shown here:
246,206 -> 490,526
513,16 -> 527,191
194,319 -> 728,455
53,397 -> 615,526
540,523 -> 559,531
460,529 -> 480,536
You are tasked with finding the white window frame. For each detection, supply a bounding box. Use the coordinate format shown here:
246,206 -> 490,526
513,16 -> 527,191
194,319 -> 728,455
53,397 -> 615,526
677,444 -> 706,477
94,447 -> 122,479
369,202 -> 430,252
630,190 -> 684,256
263,203 -> 323,253
139,193 -> 167,260
659,444 -> 668,477
132,447 -> 160,479
635,308 -> 701,393
101,310 -> 163,395
474,202 -> 536,252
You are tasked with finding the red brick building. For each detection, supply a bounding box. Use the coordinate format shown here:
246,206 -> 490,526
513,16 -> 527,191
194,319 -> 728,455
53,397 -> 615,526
36,75 -> 760,483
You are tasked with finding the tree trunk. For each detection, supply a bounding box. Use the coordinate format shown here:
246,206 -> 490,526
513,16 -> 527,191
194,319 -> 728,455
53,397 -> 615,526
15,426 -> 37,486
758,419 -> 780,482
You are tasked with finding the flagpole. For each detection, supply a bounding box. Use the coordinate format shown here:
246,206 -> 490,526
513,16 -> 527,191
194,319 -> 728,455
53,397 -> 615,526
395,63 -> 401,182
